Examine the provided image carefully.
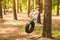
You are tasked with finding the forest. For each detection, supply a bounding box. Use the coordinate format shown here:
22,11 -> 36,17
0,0 -> 60,40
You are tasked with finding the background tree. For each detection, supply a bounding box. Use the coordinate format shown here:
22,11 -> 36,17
17,0 -> 19,13
27,0 -> 30,17
4,0 -> 6,15
37,0 -> 43,23
12,0 -> 17,20
20,0 -> 22,12
42,0 -> 52,38
31,0 -> 34,11
0,0 -> 3,18
56,0 -> 59,15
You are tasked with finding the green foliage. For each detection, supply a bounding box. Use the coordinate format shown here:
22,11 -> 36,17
21,0 -> 27,11
1,1 -> 4,8
2,0 -> 12,9
52,0 -> 56,9
52,30 -> 60,35
18,25 -> 25,30
6,0 -> 12,8
34,27 -> 42,34
1,0 -> 60,12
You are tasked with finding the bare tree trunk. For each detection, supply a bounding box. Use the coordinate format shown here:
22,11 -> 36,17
32,0 -> 34,11
17,0 -> 19,13
56,0 -> 59,15
37,0 -> 42,23
13,0 -> 17,20
4,0 -> 6,15
20,0 -> 22,12
42,0 -> 52,38
0,0 -> 3,18
27,0 -> 30,17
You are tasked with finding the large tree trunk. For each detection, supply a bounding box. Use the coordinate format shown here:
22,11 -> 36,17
13,0 -> 17,20
56,0 -> 59,15
0,0 -> 3,18
37,0 -> 42,23
4,0 -> 6,15
42,0 -> 52,38
27,0 -> 30,17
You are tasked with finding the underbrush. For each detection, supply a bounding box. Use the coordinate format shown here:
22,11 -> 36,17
18,25 -> 60,35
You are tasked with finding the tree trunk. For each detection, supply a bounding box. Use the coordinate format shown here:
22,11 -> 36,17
37,0 -> 42,23
4,0 -> 6,15
42,0 -> 52,38
0,0 -> 3,18
27,0 -> 30,17
32,0 -> 34,11
13,0 -> 17,20
20,0 -> 22,12
56,0 -> 59,15
17,0 -> 19,13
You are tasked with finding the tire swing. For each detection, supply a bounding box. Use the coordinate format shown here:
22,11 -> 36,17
25,20 -> 35,33
25,0 -> 35,33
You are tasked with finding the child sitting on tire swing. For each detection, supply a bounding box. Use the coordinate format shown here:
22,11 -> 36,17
29,6 -> 39,21
25,6 -> 39,33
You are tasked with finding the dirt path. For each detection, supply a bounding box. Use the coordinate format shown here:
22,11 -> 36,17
0,24 -> 60,40
0,12 -> 60,40
2,12 -> 60,27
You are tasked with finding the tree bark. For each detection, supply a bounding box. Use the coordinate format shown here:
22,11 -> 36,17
4,0 -> 6,15
37,0 -> 42,23
42,0 -> 52,38
20,0 -> 22,12
0,0 -> 3,18
13,0 -> 17,20
56,0 -> 59,15
27,0 -> 30,17
17,0 -> 19,13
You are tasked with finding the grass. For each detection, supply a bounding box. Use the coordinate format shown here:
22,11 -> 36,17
52,30 -> 60,35
52,6 -> 60,13
1,23 -> 59,35
52,24 -> 60,35
18,25 -> 25,31
34,27 -> 42,34
18,25 -> 60,35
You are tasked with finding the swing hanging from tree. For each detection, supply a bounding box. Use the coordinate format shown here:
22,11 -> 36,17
25,0 -> 35,33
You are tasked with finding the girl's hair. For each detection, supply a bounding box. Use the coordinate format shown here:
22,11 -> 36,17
35,5 -> 39,9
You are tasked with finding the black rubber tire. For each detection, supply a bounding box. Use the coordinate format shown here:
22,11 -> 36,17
25,21 -> 35,33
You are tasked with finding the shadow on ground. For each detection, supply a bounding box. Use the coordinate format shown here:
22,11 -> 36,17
0,34 -> 60,40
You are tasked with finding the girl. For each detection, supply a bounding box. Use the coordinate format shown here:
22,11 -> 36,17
29,6 -> 39,21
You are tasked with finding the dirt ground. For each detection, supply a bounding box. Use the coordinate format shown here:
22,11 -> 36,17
0,11 -> 60,40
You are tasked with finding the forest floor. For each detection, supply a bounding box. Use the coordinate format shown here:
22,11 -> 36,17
0,11 -> 60,40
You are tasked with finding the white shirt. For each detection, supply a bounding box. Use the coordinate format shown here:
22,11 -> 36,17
30,10 -> 39,20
